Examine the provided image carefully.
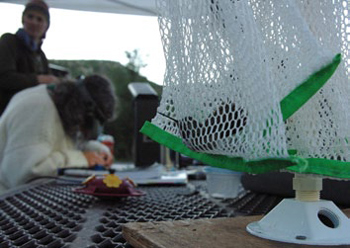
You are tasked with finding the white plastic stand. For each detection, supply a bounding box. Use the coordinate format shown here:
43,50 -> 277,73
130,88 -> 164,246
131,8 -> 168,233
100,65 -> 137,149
246,174 -> 350,245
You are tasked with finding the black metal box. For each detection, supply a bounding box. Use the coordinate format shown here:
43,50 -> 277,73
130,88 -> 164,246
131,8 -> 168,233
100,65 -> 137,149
128,82 -> 160,167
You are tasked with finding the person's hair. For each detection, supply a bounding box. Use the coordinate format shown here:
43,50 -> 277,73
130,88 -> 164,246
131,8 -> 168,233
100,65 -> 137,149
52,75 -> 117,139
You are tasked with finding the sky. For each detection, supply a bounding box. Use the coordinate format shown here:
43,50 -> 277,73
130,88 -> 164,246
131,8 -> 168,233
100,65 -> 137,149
0,3 -> 166,85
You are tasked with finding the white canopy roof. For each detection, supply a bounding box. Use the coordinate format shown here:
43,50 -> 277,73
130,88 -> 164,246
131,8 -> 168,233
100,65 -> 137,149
0,0 -> 157,16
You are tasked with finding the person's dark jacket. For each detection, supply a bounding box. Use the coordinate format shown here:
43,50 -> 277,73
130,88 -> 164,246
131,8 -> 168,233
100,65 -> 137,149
0,32 -> 50,116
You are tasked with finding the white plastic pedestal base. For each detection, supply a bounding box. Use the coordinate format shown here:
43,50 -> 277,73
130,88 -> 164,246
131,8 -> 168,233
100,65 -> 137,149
246,198 -> 350,245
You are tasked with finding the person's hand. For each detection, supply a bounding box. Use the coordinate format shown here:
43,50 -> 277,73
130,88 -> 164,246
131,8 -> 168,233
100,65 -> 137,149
37,74 -> 60,84
83,151 -> 113,168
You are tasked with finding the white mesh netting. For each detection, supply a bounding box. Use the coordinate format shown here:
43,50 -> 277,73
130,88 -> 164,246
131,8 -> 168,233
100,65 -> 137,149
151,0 -> 349,162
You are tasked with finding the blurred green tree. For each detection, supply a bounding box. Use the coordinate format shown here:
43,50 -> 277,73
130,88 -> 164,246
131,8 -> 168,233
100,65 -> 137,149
125,49 -> 147,73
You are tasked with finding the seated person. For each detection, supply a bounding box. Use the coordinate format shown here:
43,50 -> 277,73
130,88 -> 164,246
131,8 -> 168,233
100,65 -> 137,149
0,75 -> 116,193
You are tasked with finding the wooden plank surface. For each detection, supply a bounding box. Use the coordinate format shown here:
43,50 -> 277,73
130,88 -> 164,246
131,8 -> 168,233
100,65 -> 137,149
122,209 -> 350,248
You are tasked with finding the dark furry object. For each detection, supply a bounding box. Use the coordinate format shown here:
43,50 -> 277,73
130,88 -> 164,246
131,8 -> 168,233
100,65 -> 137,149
179,102 -> 247,151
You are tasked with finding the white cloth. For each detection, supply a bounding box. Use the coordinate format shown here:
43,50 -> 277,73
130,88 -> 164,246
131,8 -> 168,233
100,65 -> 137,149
0,85 -> 108,193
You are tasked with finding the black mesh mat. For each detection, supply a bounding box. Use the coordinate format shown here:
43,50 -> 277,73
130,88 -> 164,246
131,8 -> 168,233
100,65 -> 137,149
0,179 -> 281,248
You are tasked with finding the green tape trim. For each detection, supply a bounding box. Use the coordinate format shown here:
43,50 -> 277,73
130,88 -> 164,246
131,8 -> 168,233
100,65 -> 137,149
281,54 -> 341,121
142,122 -> 350,178
141,121 -> 307,174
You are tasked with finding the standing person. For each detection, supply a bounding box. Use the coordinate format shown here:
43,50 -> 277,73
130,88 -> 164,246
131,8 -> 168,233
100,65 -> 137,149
0,75 -> 116,193
0,0 -> 60,116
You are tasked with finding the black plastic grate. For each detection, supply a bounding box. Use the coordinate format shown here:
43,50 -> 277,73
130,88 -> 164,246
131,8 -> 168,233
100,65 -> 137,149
0,182 -> 95,248
86,186 -> 232,248
220,191 -> 283,215
0,179 -> 282,248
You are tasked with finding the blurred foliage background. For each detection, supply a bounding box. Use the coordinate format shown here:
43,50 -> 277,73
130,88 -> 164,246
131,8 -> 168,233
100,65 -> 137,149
50,52 -> 162,161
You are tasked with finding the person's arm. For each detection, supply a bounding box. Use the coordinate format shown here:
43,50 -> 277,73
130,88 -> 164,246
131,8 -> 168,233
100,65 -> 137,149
0,34 -> 59,89
37,74 -> 60,84
0,34 -> 39,90
0,141 -> 88,189
0,139 -> 114,189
